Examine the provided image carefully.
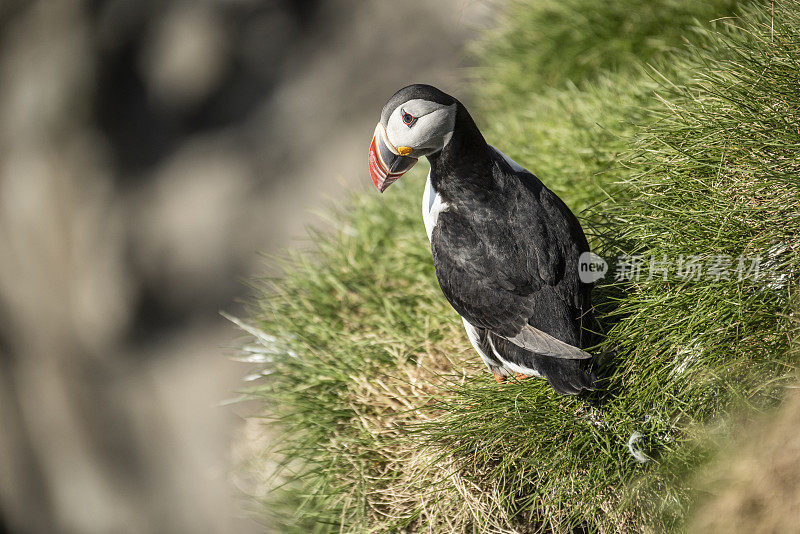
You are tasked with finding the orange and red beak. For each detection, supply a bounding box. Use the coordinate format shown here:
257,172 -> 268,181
368,124 -> 418,192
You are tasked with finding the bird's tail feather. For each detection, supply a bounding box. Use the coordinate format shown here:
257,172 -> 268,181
486,331 -> 595,395
534,355 -> 595,395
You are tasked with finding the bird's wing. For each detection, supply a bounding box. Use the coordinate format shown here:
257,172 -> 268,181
431,154 -> 591,358
508,324 -> 591,359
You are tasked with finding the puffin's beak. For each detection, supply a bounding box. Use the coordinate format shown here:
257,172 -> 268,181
368,124 -> 418,192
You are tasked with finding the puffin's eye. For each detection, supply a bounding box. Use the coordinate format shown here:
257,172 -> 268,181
401,110 -> 417,127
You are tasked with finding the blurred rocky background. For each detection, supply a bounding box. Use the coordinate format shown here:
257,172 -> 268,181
687,389 -> 800,534
0,0 -> 490,532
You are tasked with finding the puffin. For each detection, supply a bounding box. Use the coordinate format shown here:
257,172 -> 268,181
368,84 -> 595,395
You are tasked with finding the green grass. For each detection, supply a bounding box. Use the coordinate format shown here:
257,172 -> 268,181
238,1 -> 799,531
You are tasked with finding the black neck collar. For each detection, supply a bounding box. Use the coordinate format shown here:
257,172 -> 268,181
427,102 -> 493,198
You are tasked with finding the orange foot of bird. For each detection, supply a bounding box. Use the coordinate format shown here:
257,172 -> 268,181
514,373 -> 531,381
494,374 -> 507,383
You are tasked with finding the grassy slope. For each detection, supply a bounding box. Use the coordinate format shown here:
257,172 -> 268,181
240,1 -> 799,532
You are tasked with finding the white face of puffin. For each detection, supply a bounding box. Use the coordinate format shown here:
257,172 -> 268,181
368,98 -> 457,192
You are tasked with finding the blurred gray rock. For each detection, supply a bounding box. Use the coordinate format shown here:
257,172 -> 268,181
131,136 -> 255,309
140,3 -> 231,110
0,0 -> 492,532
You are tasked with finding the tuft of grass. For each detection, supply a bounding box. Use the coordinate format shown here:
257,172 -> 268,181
476,0 -> 742,100
237,1 -> 800,532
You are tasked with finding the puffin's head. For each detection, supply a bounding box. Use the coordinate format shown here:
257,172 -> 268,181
369,84 -> 457,192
